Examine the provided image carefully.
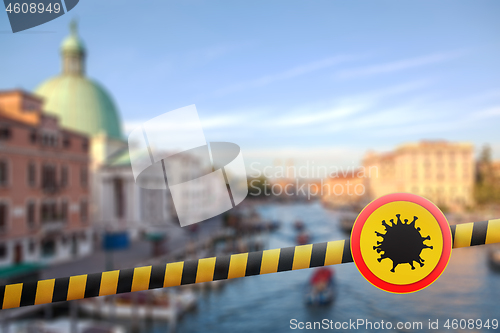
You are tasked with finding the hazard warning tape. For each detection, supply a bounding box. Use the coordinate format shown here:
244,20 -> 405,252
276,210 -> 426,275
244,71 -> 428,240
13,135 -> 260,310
1,219 -> 500,310
450,219 -> 500,248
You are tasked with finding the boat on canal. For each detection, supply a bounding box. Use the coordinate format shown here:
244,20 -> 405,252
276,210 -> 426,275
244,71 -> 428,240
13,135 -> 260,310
304,267 -> 336,306
488,245 -> 500,271
296,230 -> 311,245
9,319 -> 125,333
78,288 -> 197,321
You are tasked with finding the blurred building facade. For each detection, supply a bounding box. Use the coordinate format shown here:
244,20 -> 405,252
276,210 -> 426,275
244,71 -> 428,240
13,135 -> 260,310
33,22 -> 214,239
322,170 -> 366,208
363,140 -> 475,210
0,90 -> 92,267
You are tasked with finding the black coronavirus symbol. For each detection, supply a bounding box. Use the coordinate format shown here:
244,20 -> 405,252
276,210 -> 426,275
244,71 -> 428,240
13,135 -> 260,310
373,214 -> 433,273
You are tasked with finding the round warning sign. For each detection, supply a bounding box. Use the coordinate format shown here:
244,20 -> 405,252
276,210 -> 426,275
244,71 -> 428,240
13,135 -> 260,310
351,193 -> 452,293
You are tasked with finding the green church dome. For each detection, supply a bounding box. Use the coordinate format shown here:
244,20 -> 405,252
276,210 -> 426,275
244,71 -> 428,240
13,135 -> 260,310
35,21 -> 123,140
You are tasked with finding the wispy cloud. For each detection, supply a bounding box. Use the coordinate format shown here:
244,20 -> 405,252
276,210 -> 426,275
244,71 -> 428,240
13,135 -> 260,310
261,80 -> 430,129
213,55 -> 357,96
336,51 -> 465,79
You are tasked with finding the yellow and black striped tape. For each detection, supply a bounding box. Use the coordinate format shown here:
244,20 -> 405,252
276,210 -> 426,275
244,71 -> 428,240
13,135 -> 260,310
450,219 -> 500,248
0,240 -> 353,310
1,218 -> 499,310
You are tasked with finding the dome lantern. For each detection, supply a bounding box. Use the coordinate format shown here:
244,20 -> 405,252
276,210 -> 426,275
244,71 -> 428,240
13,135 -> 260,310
61,20 -> 86,75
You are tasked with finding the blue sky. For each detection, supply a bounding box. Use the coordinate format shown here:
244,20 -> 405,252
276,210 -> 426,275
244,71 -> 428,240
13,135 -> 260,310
1,1 -> 500,171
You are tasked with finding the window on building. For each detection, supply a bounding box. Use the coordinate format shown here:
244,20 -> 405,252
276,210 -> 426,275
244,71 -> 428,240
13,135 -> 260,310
61,165 -> 68,187
61,200 -> 68,222
29,240 -> 36,253
42,164 -> 57,191
40,202 -> 57,223
28,162 -> 36,187
0,160 -> 11,188
0,244 -> 6,259
82,139 -> 89,152
80,166 -> 88,187
0,126 -> 11,140
0,160 -> 7,186
41,239 -> 55,257
0,203 -> 7,232
30,131 -> 38,145
27,202 -> 35,228
80,200 -> 88,223
63,135 -> 71,148
113,178 -> 125,219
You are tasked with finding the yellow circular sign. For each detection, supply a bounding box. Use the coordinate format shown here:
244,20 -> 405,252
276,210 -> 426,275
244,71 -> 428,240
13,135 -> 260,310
360,201 -> 443,285
351,193 -> 452,293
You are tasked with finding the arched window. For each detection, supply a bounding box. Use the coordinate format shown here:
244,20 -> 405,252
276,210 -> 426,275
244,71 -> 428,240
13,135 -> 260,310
28,162 -> 36,187
80,199 -> 88,223
0,160 -> 7,186
0,203 -> 8,232
26,201 -> 35,228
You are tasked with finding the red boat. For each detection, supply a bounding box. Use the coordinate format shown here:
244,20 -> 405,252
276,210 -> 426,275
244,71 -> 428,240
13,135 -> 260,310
304,267 -> 336,305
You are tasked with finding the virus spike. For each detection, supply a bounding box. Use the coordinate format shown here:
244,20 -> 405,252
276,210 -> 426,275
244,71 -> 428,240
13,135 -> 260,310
395,214 -> 402,225
422,235 -> 431,241
409,216 -> 418,226
422,245 -> 433,250
409,262 -> 415,270
417,257 -> 425,267
381,220 -> 391,229
404,219 -> 409,224
378,253 -> 389,262
416,227 -> 421,232
375,231 -> 385,237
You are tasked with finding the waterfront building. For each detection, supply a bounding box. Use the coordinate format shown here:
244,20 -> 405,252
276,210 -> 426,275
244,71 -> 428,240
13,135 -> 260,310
321,170 -> 366,208
363,140 -> 475,211
0,90 -> 92,266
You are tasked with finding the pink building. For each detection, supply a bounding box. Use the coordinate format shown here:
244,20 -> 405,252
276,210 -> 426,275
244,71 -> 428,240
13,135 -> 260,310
0,90 -> 93,268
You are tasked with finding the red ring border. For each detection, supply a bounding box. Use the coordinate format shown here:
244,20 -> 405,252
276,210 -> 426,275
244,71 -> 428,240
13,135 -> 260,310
350,193 -> 452,293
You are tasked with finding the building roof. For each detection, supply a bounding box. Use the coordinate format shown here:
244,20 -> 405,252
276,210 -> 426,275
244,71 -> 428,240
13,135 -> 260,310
106,148 -> 132,167
36,76 -> 122,139
35,22 -> 123,140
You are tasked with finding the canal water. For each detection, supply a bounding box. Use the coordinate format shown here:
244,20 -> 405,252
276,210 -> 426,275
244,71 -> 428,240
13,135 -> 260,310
145,202 -> 500,332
